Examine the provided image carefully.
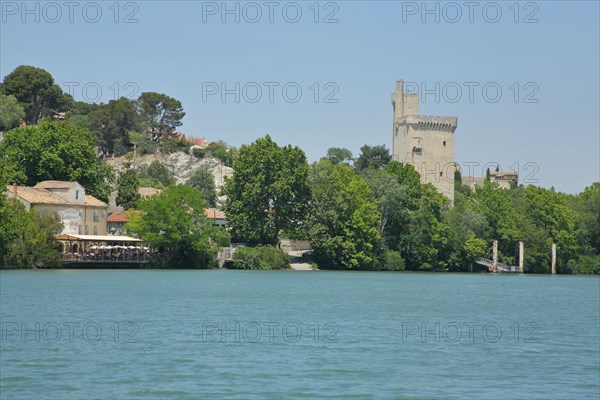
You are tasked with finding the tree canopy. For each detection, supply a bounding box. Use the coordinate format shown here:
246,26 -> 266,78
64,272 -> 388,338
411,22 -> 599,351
0,94 -> 25,131
0,121 -> 114,201
125,185 -> 227,268
137,92 -> 185,140
224,135 -> 310,245
187,169 -> 217,207
116,167 -> 141,210
355,144 -> 392,171
324,147 -> 354,166
307,160 -> 381,269
2,65 -> 72,124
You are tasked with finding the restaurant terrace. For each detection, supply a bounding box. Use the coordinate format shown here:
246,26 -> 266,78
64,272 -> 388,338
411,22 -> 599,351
56,234 -> 151,263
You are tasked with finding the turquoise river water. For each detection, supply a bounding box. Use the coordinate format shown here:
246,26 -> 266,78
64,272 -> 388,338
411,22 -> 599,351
0,270 -> 599,399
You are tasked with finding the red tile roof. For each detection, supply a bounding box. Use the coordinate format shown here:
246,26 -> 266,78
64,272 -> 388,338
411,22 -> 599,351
107,211 -> 128,222
205,208 -> 226,220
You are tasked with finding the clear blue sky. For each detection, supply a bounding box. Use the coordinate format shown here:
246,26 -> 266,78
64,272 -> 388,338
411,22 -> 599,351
2,1 -> 598,193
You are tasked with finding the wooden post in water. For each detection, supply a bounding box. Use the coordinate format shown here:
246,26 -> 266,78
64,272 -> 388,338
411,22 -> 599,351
551,243 -> 556,274
492,240 -> 498,273
519,241 -> 524,273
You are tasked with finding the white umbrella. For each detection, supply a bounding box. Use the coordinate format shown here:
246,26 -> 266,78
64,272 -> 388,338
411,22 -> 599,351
128,246 -> 136,249
90,245 -> 97,249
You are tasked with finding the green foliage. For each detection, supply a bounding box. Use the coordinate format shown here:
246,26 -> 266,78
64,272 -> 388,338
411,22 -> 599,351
571,183 -> 600,255
382,250 -> 405,271
2,65 -> 72,124
402,184 -> 451,271
138,161 -> 175,188
160,137 -> 190,154
125,185 -> 219,268
129,130 -> 159,155
194,141 -> 236,167
0,199 -> 62,268
224,135 -> 310,245
88,97 -> 140,156
360,168 -> 408,242
187,169 -> 217,207
116,168 -> 141,210
463,236 -> 488,267
0,94 -> 25,131
0,121 -> 114,201
568,254 -> 600,275
136,92 -> 185,140
229,246 -> 290,270
354,144 -> 391,171
307,160 -> 381,270
324,147 -> 353,166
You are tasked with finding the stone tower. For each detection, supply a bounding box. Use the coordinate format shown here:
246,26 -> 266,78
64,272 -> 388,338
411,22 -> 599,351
391,80 -> 457,204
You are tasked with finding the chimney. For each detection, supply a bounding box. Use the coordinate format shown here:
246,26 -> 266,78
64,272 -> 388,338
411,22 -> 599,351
12,183 -> 17,199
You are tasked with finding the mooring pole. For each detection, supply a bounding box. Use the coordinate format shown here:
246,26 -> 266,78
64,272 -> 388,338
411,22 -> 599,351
519,241 -> 524,273
551,243 -> 556,274
493,240 -> 498,273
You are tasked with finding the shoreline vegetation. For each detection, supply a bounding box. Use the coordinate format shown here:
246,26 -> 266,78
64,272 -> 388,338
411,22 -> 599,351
1,65 -> 599,274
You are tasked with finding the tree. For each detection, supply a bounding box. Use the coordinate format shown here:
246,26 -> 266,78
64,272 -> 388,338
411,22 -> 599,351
0,94 -> 25,131
88,97 -> 140,155
518,185 -> 579,270
1,198 -> 62,268
324,147 -> 353,166
2,65 -> 72,124
307,160 -> 381,269
125,185 -> 222,268
401,183 -> 451,271
224,135 -> 310,245
360,168 -> 408,240
205,141 -> 236,167
137,92 -> 185,140
116,168 -> 141,210
138,160 -> 175,188
355,144 -> 391,171
571,183 -> 600,255
187,169 -> 217,207
0,121 -> 114,201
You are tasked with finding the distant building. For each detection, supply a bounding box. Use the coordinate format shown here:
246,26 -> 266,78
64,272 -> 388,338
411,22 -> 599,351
461,171 -> 518,191
391,80 -> 458,204
205,208 -> 227,227
6,181 -> 109,235
187,137 -> 211,149
107,210 -> 128,235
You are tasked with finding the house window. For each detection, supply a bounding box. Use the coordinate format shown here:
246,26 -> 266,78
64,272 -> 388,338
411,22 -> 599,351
85,225 -> 89,235
94,226 -> 98,235
439,172 -> 443,177
93,211 -> 99,222
75,190 -> 80,200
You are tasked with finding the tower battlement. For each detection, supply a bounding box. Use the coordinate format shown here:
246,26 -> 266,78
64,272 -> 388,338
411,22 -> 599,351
391,80 -> 457,205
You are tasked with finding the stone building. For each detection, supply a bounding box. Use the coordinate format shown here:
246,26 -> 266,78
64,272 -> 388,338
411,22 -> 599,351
461,171 -> 518,191
6,181 -> 109,235
391,80 -> 457,204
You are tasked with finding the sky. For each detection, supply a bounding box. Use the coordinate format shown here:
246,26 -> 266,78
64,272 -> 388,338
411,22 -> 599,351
1,0 -> 599,193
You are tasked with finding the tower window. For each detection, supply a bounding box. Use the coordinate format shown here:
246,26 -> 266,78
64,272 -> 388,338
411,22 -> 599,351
439,172 -> 443,177
75,190 -> 80,200
443,141 -> 446,147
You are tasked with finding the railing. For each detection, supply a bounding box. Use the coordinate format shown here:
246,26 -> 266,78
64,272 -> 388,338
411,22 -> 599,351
60,252 -> 152,263
476,258 -> 521,273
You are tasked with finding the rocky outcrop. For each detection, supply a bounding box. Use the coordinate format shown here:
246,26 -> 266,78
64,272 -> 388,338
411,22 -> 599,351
106,151 -> 233,201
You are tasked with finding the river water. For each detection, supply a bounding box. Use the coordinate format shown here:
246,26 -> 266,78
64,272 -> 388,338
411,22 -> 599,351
1,270 -> 598,399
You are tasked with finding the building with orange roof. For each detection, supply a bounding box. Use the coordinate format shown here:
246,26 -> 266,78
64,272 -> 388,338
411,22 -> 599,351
204,208 -> 227,227
6,181 -> 109,236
